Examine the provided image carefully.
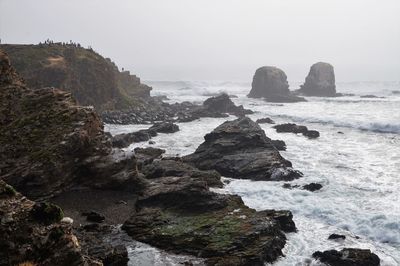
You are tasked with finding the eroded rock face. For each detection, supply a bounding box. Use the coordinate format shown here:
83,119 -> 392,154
313,248 -> 380,266
0,181 -> 100,266
184,117 -> 302,181
298,62 -> 336,97
0,43 -> 152,111
0,50 -> 140,200
122,175 -> 293,265
248,66 -> 306,102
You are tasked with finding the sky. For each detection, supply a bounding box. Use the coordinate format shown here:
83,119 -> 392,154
0,0 -> 399,82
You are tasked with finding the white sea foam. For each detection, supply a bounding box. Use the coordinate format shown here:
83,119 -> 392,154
106,80 -> 400,265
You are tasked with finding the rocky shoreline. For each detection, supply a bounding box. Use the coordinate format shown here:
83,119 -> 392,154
0,46 -> 384,266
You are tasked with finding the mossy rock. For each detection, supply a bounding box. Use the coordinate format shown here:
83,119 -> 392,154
31,202 -> 64,225
0,183 -> 17,198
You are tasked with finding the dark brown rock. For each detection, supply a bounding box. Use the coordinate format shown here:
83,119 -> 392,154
184,117 -> 302,181
256,117 -> 275,124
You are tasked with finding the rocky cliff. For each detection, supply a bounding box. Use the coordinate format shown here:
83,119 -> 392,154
0,43 -> 151,111
0,49 -> 143,200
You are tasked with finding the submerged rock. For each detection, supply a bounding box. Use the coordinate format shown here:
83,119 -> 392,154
0,181 -> 100,265
122,175 -> 294,265
328,233 -> 346,240
297,62 -> 336,97
313,248 -> 380,266
149,122 -> 180,133
273,123 -> 320,139
248,66 -> 306,102
184,117 -> 302,181
302,183 -> 323,192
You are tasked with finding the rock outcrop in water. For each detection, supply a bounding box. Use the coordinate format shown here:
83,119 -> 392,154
184,117 -> 303,181
273,123 -> 320,139
0,50 -> 142,199
122,174 -> 295,265
248,66 -> 306,103
313,248 -> 380,266
0,181 -> 101,265
297,62 -> 336,97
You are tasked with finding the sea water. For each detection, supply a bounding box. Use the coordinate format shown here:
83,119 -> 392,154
105,80 -> 400,265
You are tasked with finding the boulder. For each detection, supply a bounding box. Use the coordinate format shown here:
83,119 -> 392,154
122,175 -> 295,265
302,183 -> 323,192
202,93 -> 253,116
328,234 -> 346,240
248,66 -> 306,102
313,248 -> 380,266
149,122 -> 179,133
273,123 -> 320,139
298,62 -> 336,97
111,129 -> 156,148
184,117 -> 302,181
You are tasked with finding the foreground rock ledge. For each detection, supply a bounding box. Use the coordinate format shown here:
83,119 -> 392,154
0,181 -> 101,265
122,175 -> 295,265
184,117 -> 302,181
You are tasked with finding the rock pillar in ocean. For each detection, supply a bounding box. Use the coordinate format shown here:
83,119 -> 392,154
248,66 -> 290,98
298,62 -> 336,96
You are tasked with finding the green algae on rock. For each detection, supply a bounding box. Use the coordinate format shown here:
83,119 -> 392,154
122,175 -> 295,265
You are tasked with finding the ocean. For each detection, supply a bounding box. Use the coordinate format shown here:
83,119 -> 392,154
105,80 -> 400,265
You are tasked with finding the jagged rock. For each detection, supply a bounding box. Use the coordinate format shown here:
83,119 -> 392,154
256,117 -> 275,124
271,139 -> 287,151
302,183 -> 323,192
141,158 -> 223,187
248,66 -> 306,102
184,117 -> 302,181
111,129 -> 156,148
0,50 -> 141,200
122,175 -> 294,265
202,93 -> 253,116
149,122 -> 179,133
313,248 -> 380,266
297,62 -> 336,97
328,234 -> 346,240
273,123 -> 320,139
134,147 -> 166,167
0,181 -> 100,266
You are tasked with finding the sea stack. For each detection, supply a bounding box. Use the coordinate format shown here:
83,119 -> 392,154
248,66 -> 306,102
298,62 -> 336,96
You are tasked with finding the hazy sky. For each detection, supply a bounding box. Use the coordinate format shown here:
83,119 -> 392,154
1,0 -> 399,82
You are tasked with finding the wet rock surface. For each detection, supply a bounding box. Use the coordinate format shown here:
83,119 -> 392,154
248,66 -> 306,102
313,248 -> 380,266
328,233 -> 346,240
297,62 -> 336,97
122,174 -> 293,265
273,123 -> 320,139
184,117 -> 302,181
